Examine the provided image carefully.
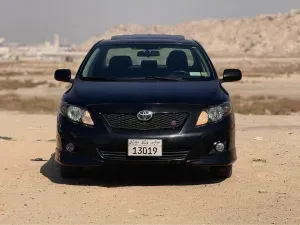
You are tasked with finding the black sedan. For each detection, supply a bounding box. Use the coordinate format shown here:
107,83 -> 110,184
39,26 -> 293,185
54,34 -> 242,179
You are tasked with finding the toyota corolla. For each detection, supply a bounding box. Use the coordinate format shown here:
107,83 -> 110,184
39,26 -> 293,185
54,34 -> 242,179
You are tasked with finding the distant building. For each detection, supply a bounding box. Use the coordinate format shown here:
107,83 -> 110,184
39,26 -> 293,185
0,37 -> 5,44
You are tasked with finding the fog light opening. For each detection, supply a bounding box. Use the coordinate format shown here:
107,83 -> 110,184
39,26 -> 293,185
214,142 -> 225,152
66,143 -> 75,152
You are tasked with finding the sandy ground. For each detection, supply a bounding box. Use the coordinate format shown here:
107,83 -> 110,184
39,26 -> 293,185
1,58 -> 300,101
0,57 -> 299,224
0,112 -> 300,224
222,75 -> 300,98
1,74 -> 300,101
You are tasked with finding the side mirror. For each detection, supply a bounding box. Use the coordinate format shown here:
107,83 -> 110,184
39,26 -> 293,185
221,69 -> 242,82
54,69 -> 71,82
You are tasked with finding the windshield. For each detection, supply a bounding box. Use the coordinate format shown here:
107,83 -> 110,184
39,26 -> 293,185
80,43 -> 215,81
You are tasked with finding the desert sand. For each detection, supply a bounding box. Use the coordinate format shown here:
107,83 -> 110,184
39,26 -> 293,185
0,112 -> 300,224
0,58 -> 299,224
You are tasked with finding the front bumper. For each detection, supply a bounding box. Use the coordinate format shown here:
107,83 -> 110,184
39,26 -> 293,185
55,114 -> 236,167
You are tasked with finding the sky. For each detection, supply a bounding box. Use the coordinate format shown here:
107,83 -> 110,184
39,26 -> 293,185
0,0 -> 299,44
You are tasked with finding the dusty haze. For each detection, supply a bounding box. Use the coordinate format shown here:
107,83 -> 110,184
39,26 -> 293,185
0,0 -> 300,44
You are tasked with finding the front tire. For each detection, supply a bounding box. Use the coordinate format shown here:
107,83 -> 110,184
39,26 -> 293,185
210,165 -> 232,178
60,165 -> 83,178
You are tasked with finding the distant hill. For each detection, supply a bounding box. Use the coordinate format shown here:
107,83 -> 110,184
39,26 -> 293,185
79,9 -> 300,57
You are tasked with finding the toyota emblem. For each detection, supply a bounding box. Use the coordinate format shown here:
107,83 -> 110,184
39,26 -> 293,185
137,110 -> 153,121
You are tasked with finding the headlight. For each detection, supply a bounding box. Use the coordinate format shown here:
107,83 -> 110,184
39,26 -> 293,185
196,102 -> 232,126
59,102 -> 94,126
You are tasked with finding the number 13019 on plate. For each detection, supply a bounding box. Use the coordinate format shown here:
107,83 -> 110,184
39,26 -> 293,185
128,139 -> 162,156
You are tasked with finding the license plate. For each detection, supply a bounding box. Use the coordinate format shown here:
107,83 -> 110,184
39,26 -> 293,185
128,139 -> 162,157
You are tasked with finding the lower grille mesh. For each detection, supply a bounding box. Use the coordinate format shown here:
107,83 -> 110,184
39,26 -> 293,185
98,149 -> 190,160
102,112 -> 189,130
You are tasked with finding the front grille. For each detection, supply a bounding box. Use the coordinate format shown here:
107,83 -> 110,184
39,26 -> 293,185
101,112 -> 189,130
98,149 -> 190,161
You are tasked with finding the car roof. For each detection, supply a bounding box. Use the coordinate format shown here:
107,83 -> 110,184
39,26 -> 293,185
97,34 -> 198,45
111,34 -> 186,41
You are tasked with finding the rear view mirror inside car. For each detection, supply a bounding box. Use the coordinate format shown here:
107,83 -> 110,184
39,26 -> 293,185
137,50 -> 160,57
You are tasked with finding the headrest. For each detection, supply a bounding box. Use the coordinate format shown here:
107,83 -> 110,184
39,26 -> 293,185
141,60 -> 158,69
166,50 -> 188,70
109,56 -> 132,69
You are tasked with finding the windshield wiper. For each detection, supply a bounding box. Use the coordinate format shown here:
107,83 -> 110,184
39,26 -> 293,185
169,70 -> 190,76
80,76 -> 124,81
144,76 -> 183,81
80,76 -> 183,81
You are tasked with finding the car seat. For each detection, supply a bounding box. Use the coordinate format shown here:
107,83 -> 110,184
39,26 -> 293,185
166,50 -> 188,71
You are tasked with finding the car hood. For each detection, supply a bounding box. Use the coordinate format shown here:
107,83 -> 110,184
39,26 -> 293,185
64,79 -> 225,105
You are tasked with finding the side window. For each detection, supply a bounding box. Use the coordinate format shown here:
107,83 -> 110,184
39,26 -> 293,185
82,48 -> 100,77
185,49 -> 194,66
193,47 -> 211,74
